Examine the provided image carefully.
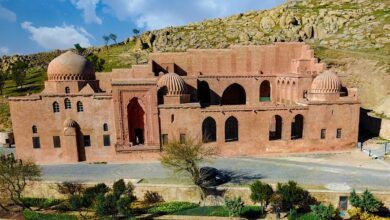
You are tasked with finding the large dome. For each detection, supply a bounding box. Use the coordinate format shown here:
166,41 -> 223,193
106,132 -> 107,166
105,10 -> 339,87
311,71 -> 341,93
157,72 -> 186,95
47,51 -> 95,81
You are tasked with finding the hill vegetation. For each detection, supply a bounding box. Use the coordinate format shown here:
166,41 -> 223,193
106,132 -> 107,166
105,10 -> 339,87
0,0 -> 388,131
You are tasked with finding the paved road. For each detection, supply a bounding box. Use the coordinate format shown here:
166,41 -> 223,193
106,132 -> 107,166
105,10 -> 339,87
41,157 -> 390,191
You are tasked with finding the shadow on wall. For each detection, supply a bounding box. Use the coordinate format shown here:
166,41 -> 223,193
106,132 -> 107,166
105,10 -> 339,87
359,108 -> 381,143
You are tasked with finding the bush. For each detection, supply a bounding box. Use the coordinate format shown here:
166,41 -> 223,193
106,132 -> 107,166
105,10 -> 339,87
81,183 -> 109,207
250,180 -> 273,213
287,208 -> 298,220
272,181 -> 316,212
148,201 -> 199,215
96,193 -> 118,217
224,197 -> 244,217
20,197 -> 63,209
23,210 -> 77,220
144,191 -> 164,204
350,189 -> 383,213
113,179 -> 126,199
56,182 -> 83,197
310,204 -> 336,220
116,197 -> 133,216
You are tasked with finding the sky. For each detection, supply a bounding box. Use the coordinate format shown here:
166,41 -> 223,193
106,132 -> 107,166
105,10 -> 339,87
0,0 -> 285,55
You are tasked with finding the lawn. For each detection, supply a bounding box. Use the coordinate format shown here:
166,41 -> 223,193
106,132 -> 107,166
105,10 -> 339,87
174,206 -> 264,219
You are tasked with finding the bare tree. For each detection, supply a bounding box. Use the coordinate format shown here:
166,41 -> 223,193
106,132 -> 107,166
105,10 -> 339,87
109,33 -> 117,44
0,154 -> 41,211
102,35 -> 110,50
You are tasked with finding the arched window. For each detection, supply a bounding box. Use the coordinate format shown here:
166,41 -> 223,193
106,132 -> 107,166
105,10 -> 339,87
225,116 -> 238,142
269,115 -> 282,140
202,117 -> 216,143
64,98 -> 71,109
221,83 -> 246,105
291,114 -> 304,140
340,86 -> 348,97
32,125 -> 37,133
103,123 -> 108,131
53,101 -> 60,113
198,81 -> 211,107
171,114 -> 175,123
259,80 -> 271,102
65,87 -> 70,94
77,101 -> 83,112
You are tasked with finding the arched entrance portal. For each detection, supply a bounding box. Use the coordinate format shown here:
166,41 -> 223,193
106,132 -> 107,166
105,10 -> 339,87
127,98 -> 145,145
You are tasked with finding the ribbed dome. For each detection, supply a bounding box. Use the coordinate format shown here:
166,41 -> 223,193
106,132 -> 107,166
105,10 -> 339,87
311,71 -> 341,93
63,118 -> 77,128
157,72 -> 186,95
47,51 -> 95,81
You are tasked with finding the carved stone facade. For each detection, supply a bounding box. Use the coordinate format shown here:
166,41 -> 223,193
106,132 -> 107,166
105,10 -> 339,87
9,43 -> 360,164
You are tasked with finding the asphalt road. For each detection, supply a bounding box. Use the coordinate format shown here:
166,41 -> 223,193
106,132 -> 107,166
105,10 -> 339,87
40,157 -> 390,191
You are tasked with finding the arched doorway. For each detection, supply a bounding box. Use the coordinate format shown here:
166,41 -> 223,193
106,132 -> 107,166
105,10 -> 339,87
128,98 -> 145,145
269,115 -> 282,140
291,114 -> 304,140
198,81 -> 211,107
221,83 -> 246,105
202,117 -> 216,143
225,116 -> 238,142
260,80 -> 271,102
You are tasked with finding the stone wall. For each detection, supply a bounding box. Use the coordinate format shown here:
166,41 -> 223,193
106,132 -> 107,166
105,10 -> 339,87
24,181 -> 390,209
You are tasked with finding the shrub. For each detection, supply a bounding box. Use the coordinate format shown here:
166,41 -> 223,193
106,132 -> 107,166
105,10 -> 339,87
96,193 -> 118,217
116,197 -> 133,216
287,208 -> 298,220
113,179 -> 126,199
310,204 -> 336,220
273,181 -> 316,212
23,210 -> 77,220
82,183 -> 109,207
250,180 -> 273,213
144,191 -> 164,204
224,197 -> 244,217
56,182 -> 83,197
350,189 -> 383,213
148,201 -> 199,215
20,197 -> 63,209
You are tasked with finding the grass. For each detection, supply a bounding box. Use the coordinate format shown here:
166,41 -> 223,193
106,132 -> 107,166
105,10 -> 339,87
23,210 -> 77,220
174,206 -> 264,218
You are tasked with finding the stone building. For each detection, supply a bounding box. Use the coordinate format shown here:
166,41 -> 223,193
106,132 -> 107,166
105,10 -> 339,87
9,42 -> 360,164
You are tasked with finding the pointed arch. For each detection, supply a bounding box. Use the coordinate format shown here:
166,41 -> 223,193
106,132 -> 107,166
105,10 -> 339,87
128,97 -> 145,145
32,125 -> 37,134
225,116 -> 238,142
202,117 -> 216,143
259,80 -> 271,102
64,98 -> 71,109
53,101 -> 60,113
221,83 -> 246,105
77,101 -> 83,112
65,87 -> 70,93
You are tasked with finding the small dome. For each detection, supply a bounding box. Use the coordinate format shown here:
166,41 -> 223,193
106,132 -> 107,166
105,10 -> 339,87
311,71 -> 341,93
157,72 -> 186,95
63,118 -> 77,128
47,51 -> 95,81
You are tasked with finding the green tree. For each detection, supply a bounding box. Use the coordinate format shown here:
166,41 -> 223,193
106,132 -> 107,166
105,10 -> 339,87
112,179 -> 126,199
272,181 -> 316,212
86,53 -> 105,72
96,193 -> 117,218
102,35 -> 110,49
310,204 -> 336,220
0,70 -> 6,95
0,154 -> 41,211
74,43 -> 86,55
132,29 -> 140,36
250,180 -> 273,214
10,61 -> 28,89
349,189 -> 382,213
160,139 -> 217,198
109,33 -> 117,44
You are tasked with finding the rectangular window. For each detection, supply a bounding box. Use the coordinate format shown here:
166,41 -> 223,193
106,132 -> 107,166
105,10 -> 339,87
180,133 -> 186,144
53,136 -> 61,148
336,128 -> 342,139
161,134 -> 168,145
321,129 -> 326,139
83,135 -> 91,147
103,135 -> 110,146
32,137 -> 40,149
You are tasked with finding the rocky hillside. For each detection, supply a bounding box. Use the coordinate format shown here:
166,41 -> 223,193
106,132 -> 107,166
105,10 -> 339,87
0,0 -> 389,129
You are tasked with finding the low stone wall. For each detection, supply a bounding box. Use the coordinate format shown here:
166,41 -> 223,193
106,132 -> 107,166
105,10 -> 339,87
24,181 -> 390,209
